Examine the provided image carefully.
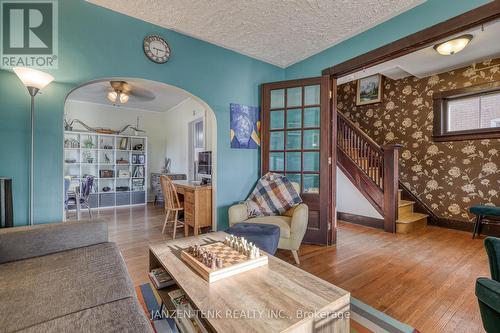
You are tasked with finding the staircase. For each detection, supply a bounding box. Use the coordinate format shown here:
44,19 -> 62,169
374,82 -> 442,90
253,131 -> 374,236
337,112 -> 428,233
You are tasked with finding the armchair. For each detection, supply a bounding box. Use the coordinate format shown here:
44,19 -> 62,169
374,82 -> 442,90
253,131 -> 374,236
228,182 -> 308,265
476,237 -> 500,332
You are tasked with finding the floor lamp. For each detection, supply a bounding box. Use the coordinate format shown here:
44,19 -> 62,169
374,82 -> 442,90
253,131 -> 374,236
13,67 -> 54,226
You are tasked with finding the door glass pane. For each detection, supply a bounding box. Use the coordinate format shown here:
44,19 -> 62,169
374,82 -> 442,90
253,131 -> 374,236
286,131 -> 301,150
287,109 -> 302,128
270,131 -> 284,150
286,173 -> 301,190
303,152 -> 320,171
303,129 -> 320,149
286,152 -> 301,171
270,110 -> 284,129
304,85 -> 320,105
269,152 -> 284,171
270,89 -> 284,109
287,87 -> 302,107
304,174 -> 319,193
304,107 -> 320,128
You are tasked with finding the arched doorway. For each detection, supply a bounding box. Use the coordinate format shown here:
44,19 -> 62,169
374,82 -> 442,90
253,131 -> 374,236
62,78 -> 218,230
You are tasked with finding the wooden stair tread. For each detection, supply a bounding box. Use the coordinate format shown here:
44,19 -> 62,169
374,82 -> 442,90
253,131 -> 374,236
397,212 -> 428,224
398,200 -> 414,207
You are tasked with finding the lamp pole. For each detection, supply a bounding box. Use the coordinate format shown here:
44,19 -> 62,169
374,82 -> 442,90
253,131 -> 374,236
28,87 -> 39,226
13,67 -> 53,226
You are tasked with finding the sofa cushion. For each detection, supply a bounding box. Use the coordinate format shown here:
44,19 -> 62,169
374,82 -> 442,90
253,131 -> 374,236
0,242 -> 134,333
17,298 -> 153,333
0,220 -> 108,264
245,215 -> 291,238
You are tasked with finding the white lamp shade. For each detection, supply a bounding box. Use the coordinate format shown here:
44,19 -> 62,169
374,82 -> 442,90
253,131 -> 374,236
13,67 -> 54,90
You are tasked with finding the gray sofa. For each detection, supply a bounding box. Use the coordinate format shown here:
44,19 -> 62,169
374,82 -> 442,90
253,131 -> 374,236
0,220 -> 153,333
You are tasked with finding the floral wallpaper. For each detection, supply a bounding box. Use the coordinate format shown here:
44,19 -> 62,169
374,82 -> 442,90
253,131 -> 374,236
337,58 -> 500,222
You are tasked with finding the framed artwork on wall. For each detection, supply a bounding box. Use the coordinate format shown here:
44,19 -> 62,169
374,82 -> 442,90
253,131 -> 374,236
230,103 -> 260,149
356,74 -> 383,106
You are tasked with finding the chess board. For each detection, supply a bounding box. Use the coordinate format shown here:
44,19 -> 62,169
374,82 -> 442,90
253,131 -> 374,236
181,242 -> 268,283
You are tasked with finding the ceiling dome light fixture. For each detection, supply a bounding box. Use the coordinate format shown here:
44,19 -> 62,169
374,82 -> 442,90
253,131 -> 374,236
433,34 -> 473,56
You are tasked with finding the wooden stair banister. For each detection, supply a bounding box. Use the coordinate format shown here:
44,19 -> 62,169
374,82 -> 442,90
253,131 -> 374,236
336,112 -> 402,233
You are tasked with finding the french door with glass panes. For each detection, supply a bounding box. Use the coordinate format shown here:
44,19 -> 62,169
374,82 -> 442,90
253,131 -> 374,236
261,76 -> 334,245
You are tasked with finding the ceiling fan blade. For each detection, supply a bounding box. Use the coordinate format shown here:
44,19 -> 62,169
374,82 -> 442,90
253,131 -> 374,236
129,87 -> 156,101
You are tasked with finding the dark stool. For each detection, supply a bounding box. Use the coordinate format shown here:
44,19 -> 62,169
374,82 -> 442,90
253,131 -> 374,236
470,205 -> 500,239
226,223 -> 280,255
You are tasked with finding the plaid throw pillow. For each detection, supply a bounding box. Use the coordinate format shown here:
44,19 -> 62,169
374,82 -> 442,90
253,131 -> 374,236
245,172 -> 302,217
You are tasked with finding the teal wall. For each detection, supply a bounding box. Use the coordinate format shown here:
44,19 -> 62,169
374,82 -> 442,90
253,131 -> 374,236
0,0 -> 283,227
0,0 -> 491,227
285,0 -> 492,79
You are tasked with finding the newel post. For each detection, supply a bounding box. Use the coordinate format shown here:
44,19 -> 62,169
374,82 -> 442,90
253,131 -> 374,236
382,144 -> 403,233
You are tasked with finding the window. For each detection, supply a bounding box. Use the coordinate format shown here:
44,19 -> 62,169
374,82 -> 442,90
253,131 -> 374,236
433,82 -> 500,141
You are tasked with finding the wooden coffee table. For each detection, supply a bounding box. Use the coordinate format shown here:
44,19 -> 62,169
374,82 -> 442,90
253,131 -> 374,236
149,232 -> 350,333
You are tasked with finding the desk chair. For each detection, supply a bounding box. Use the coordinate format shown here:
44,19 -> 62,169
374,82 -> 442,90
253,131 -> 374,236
160,175 -> 184,239
66,176 -> 94,219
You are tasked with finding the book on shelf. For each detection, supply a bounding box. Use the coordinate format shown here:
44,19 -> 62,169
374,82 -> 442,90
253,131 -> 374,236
148,268 -> 175,289
168,289 -> 208,333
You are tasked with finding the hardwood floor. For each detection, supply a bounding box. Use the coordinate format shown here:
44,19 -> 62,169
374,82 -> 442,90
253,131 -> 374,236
94,204 -> 488,333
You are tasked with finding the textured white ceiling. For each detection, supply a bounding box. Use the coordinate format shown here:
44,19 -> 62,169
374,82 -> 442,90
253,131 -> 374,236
87,0 -> 424,67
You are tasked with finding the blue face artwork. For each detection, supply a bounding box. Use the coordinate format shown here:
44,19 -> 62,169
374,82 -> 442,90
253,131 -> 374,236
230,103 -> 260,149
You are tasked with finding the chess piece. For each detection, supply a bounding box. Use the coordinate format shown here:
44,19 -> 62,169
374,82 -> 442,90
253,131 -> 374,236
216,258 -> 223,268
211,259 -> 216,269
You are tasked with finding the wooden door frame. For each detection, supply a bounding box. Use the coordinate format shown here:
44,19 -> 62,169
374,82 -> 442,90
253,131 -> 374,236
261,76 -> 334,245
322,1 -> 500,78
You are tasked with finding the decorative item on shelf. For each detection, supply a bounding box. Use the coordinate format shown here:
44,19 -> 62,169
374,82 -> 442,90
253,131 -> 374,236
133,144 -> 143,151
138,155 -> 145,164
82,137 -> 95,148
64,117 -> 74,131
356,74 -> 383,106
99,170 -> 114,178
162,157 -> 171,174
118,170 -> 130,178
116,186 -> 130,192
82,151 -> 94,164
64,138 -> 80,148
230,103 -> 261,149
133,166 -> 144,178
65,159 -> 77,164
102,186 -> 111,192
116,157 -> 129,164
104,154 -> 111,164
119,137 -> 129,150
70,119 -> 145,135
103,144 -> 113,149
132,178 -> 144,191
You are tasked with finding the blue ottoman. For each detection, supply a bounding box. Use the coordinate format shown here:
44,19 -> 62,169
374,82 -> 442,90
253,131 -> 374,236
226,223 -> 280,255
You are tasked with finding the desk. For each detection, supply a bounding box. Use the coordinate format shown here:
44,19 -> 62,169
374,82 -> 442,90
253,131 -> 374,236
149,232 -> 350,333
172,180 -> 212,236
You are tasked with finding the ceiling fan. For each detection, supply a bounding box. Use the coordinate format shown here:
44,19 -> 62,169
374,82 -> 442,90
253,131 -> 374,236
106,80 -> 155,106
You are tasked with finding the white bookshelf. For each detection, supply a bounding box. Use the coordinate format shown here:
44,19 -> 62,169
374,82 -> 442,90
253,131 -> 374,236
64,130 -> 147,209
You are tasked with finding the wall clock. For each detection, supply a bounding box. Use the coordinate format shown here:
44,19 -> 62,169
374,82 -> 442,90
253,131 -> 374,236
143,35 -> 171,64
